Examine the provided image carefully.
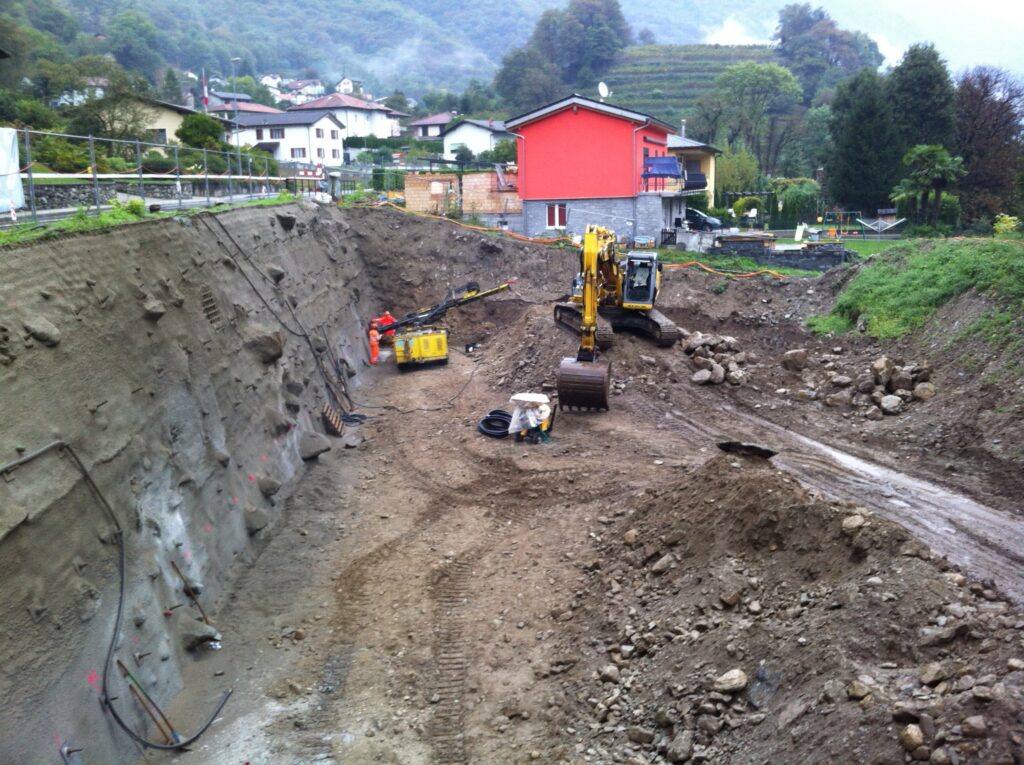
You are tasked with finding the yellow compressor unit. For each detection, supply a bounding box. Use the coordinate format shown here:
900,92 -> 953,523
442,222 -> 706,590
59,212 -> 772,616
393,326 -> 449,370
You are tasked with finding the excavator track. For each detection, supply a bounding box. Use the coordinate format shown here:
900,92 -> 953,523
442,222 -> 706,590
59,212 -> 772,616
553,303 -> 615,350
600,307 -> 681,347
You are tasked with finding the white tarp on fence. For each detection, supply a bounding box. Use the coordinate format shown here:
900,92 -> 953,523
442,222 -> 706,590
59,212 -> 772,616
0,128 -> 26,213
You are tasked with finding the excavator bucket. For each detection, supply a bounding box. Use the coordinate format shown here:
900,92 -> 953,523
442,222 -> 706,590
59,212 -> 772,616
556,357 -> 611,410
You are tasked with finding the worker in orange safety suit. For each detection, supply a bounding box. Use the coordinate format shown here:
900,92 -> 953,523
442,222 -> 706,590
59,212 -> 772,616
368,322 -> 380,365
377,310 -> 396,343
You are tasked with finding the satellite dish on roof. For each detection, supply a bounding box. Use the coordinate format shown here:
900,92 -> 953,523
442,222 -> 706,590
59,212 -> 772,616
598,81 -> 610,101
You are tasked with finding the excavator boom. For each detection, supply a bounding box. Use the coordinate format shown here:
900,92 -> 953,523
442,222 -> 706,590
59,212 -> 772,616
556,227 -> 612,410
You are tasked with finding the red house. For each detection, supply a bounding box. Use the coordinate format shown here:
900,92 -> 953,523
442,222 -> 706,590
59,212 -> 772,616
506,94 -> 694,242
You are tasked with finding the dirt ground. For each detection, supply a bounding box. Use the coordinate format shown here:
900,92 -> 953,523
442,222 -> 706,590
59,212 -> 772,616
148,208 -> 1023,765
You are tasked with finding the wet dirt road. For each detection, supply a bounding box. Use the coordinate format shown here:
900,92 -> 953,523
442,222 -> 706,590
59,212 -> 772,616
627,388 -> 1024,603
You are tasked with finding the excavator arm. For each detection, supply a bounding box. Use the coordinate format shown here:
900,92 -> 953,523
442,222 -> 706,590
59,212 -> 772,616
556,227 -> 612,410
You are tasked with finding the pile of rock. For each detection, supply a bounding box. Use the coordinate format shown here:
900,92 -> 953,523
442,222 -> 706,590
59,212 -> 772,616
682,331 -> 757,387
782,351 -> 936,418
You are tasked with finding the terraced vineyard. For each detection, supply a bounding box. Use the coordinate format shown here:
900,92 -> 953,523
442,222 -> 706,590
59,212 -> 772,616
604,44 -> 780,125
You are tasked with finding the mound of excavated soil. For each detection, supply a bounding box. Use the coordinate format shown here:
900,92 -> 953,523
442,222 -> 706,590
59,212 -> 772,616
541,455 -> 1024,764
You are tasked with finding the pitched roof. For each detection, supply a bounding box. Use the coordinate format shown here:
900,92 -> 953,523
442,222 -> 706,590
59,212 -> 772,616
211,90 -> 253,102
408,111 -> 457,127
441,118 -> 514,138
288,93 -> 389,112
209,102 -> 284,114
667,135 -> 721,154
505,94 -> 674,133
144,98 -> 235,125
285,78 -> 323,89
234,110 -> 345,129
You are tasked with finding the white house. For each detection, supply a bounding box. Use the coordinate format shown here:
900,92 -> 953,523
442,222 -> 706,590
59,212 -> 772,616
442,119 -> 515,160
407,111 -> 456,139
335,77 -> 362,95
284,79 -> 325,97
232,110 -> 345,165
288,93 -> 394,139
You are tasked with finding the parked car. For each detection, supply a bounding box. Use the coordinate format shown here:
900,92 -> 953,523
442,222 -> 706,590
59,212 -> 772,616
685,208 -> 722,231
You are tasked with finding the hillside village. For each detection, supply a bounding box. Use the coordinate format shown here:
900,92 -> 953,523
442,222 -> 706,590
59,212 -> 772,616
2,0 -> 1022,243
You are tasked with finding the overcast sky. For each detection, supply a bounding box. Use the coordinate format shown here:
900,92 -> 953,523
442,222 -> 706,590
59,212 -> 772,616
701,0 -> 1024,75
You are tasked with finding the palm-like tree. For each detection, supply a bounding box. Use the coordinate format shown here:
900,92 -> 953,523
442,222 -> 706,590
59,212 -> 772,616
898,144 -> 966,226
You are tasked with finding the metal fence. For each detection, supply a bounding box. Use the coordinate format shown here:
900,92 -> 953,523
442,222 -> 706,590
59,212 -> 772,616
5,128 -> 331,224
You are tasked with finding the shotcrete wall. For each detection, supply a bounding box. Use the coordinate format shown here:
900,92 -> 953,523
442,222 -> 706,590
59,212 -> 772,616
0,203 -> 373,764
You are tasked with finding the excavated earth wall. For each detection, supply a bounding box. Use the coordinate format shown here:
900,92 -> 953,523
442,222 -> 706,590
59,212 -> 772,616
0,202 -> 375,764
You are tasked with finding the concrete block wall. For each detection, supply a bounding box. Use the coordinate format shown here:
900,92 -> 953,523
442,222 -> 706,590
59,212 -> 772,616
461,173 -> 521,216
404,173 -> 458,215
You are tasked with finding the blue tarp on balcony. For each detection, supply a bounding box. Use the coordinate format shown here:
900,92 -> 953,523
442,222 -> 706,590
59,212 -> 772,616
641,156 -> 682,178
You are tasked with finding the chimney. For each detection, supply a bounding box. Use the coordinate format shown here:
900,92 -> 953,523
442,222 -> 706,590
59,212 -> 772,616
680,119 -> 686,139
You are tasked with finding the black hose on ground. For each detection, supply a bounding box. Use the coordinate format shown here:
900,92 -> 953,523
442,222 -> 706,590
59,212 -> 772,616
478,409 -> 512,438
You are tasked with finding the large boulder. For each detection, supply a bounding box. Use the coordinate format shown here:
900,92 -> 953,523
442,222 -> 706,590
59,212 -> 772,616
781,349 -> 809,372
245,325 -> 286,363
23,316 -> 61,346
298,431 -> 331,461
880,395 -> 904,415
871,356 -> 895,386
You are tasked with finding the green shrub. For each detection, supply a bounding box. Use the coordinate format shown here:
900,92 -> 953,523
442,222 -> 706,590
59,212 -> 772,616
732,195 -> 762,217
33,136 -> 90,173
994,214 -> 1020,236
140,151 -> 176,173
687,192 -> 709,212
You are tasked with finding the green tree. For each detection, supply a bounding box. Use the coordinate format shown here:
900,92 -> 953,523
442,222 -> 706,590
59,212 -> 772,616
896,144 -> 965,226
0,17 -> 31,89
175,113 -> 227,150
383,90 -> 410,113
715,146 -> 760,201
105,10 -> 160,81
453,145 -> 474,163
709,62 -> 803,176
827,68 -> 902,213
229,75 -> 277,107
887,44 -> 956,153
65,68 -> 153,148
478,139 -> 517,164
494,46 -> 562,113
774,4 -> 883,104
782,104 -> 831,176
159,69 -> 182,103
955,67 -> 1024,222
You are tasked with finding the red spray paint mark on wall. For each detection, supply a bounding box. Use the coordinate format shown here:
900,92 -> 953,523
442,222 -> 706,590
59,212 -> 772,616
86,669 -> 101,693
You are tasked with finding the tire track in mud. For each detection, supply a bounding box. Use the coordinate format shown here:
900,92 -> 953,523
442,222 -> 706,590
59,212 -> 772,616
627,391 -> 1024,603
331,438 -> 618,764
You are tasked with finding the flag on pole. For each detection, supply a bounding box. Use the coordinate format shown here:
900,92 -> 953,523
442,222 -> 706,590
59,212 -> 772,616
202,68 -> 209,110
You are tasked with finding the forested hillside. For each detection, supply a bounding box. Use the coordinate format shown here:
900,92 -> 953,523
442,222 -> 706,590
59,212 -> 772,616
4,0 -> 787,92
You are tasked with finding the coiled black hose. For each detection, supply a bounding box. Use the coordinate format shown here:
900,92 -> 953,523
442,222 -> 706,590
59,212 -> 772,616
477,409 -> 512,438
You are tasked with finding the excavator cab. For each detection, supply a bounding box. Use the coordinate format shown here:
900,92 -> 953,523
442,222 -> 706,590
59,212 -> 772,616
622,252 -> 660,310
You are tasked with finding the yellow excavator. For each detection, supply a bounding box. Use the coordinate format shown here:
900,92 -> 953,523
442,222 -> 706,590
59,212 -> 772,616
555,227 -> 614,410
553,227 -> 680,350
